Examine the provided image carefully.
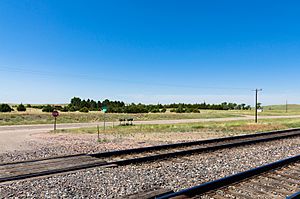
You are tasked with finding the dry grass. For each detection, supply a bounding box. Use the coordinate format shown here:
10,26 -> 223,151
52,118 -> 300,142
2,105 -> 300,126
0,109 -> 242,126
233,123 -> 286,132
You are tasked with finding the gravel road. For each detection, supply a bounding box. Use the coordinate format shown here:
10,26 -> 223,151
1,137 -> 300,198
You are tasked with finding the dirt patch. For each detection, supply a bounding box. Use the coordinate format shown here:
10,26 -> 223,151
233,123 -> 286,132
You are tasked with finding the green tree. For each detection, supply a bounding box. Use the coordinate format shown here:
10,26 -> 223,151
192,108 -> 200,113
0,104 -> 13,112
42,105 -> 54,112
70,97 -> 81,110
68,105 -> 77,112
61,106 -> 69,112
79,107 -> 89,113
17,103 -> 26,112
175,105 -> 185,113
160,108 -> 167,113
257,103 -> 262,109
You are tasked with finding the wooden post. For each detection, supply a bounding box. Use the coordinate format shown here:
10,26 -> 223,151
54,117 -> 57,131
103,113 -> 106,132
97,125 -> 100,140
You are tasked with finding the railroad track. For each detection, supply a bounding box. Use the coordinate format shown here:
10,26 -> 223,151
151,153 -> 300,199
1,128 -> 300,184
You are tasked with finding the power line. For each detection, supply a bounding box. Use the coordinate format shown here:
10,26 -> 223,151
0,66 -> 253,91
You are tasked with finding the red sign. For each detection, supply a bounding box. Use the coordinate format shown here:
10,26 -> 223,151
52,110 -> 59,117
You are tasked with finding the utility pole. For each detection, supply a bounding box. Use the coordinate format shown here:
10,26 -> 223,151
253,89 -> 262,123
286,100 -> 288,113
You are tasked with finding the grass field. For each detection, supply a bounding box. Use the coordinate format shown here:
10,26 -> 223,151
54,118 -> 300,139
0,109 -> 242,126
1,104 -> 300,126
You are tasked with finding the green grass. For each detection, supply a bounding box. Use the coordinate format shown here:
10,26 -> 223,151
53,118 -> 300,136
264,104 -> 300,110
230,106 -> 300,116
2,104 -> 300,126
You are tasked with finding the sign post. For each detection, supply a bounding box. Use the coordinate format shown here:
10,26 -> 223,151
97,125 -> 100,140
52,110 -> 59,131
102,106 -> 107,132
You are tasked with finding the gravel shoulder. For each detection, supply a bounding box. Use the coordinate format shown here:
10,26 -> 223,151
1,137 -> 300,198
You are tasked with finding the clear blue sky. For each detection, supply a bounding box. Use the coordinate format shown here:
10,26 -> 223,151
1,0 -> 300,105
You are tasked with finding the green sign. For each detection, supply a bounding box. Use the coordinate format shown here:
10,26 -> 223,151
102,106 -> 107,113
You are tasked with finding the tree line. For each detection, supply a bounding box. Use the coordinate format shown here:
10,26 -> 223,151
49,97 -> 251,113
0,104 -> 26,112
0,97 -> 251,113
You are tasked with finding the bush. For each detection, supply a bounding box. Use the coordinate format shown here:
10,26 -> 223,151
32,105 -> 44,109
0,104 -> 13,112
186,108 -> 192,113
151,108 -> 160,113
26,104 -> 32,108
68,105 -> 77,112
160,108 -> 167,113
17,104 -> 26,112
61,106 -> 69,112
54,105 -> 63,111
42,105 -> 54,112
192,108 -> 200,113
79,107 -> 89,113
175,105 -> 186,113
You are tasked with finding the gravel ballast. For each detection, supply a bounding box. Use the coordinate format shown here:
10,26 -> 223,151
0,133 -> 164,163
1,137 -> 300,198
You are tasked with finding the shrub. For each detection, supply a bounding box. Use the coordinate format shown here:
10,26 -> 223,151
68,105 -> 77,112
186,108 -> 193,113
192,108 -> 200,113
79,107 -> 89,113
61,106 -> 69,112
151,108 -> 160,113
54,105 -> 63,111
42,105 -> 54,112
160,108 -> 167,113
0,104 -> 13,112
17,103 -> 26,112
26,104 -> 32,108
32,105 -> 44,109
175,105 -> 185,113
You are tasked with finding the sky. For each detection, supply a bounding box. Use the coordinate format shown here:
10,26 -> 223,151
1,0 -> 300,105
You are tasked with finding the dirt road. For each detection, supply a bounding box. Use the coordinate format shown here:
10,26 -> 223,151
1,115 -> 300,153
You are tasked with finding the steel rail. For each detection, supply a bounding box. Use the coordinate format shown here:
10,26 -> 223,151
90,128 -> 300,158
2,128 -> 299,166
1,128 -> 300,183
287,191 -> 300,199
157,154 -> 300,199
